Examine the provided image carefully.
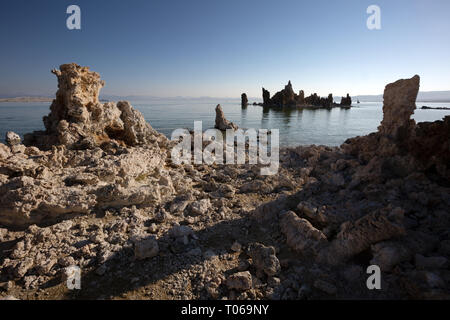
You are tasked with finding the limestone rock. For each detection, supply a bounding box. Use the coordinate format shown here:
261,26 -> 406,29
13,257 -> 34,278
226,271 -> 253,291
23,63 -> 167,150
298,90 -> 305,105
189,199 -> 211,216
415,254 -> 448,270
280,211 -> 327,256
0,63 -> 171,227
262,88 -> 271,106
214,104 -> 238,131
134,236 -> 159,260
343,75 -> 449,180
241,93 -> 248,107
261,82 -> 339,108
378,75 -> 420,137
240,180 -> 272,194
314,279 -> 337,295
270,81 -> 297,107
318,207 -> 405,265
231,241 -> 242,252
0,228 -> 6,241
0,143 -> 11,159
0,295 -> 20,300
408,116 -> 450,179
304,93 -> 320,106
370,241 -> 413,272
168,224 -> 193,238
0,144 -> 166,227
340,94 -> 352,106
5,132 -> 21,146
247,242 -> 281,276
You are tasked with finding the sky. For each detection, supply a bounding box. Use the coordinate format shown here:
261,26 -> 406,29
0,0 -> 450,98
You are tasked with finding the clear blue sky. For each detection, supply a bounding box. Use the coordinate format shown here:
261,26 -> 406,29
1,0 -> 449,98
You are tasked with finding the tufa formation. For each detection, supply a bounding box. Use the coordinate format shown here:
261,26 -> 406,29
241,93 -> 248,107
214,104 -> 238,131
260,81 -> 351,108
24,63 -> 167,150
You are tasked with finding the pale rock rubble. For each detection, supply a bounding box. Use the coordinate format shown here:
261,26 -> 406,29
5,132 -> 21,146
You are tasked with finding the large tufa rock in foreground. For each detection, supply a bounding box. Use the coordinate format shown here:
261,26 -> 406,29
378,75 -> 420,138
343,75 -> 422,159
0,63 -> 174,227
24,63 -> 167,150
343,74 -> 450,181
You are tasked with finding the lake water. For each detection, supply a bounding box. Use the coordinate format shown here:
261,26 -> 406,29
0,100 -> 449,147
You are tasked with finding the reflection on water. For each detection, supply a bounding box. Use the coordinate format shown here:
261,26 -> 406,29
0,100 -> 449,147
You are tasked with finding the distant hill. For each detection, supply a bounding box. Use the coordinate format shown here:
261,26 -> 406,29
2,90 -> 449,104
0,96 -> 53,103
355,91 -> 450,103
99,95 -> 241,102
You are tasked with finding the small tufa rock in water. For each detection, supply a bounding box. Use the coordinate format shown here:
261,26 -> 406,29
262,88 -> 271,105
241,93 -> 248,107
214,104 -> 238,131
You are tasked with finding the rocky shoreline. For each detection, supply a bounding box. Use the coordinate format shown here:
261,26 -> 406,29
0,64 -> 449,300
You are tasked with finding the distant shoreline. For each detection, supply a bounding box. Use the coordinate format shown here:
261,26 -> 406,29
2,96 -> 450,105
0,97 -> 52,103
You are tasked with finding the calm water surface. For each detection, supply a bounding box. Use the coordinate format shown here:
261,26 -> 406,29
1,100 -> 449,147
